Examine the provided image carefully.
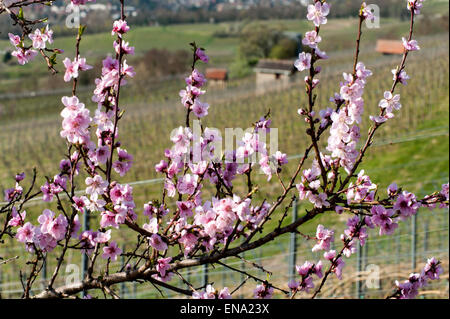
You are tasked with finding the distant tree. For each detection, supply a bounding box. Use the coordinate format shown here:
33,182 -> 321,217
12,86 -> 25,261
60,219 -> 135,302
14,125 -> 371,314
269,38 -> 299,60
3,51 -> 12,64
238,22 -> 285,64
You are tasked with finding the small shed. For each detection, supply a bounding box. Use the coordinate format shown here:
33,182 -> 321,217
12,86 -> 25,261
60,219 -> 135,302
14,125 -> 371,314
254,59 -> 296,92
376,39 -> 405,55
205,68 -> 228,87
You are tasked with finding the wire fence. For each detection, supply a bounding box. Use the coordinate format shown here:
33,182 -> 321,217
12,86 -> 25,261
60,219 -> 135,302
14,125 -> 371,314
0,199 -> 447,299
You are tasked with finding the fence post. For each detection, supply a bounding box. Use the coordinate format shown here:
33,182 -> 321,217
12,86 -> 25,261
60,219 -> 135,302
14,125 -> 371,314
356,243 -> 363,299
423,221 -> 429,254
411,212 -> 417,271
288,198 -> 298,282
81,208 -> 90,298
202,264 -> 208,289
41,257 -> 47,290
363,238 -> 369,297
240,250 -> 245,299
120,244 -> 126,298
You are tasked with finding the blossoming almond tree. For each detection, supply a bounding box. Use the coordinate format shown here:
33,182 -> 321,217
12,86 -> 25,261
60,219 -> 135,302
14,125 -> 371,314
0,0 -> 448,299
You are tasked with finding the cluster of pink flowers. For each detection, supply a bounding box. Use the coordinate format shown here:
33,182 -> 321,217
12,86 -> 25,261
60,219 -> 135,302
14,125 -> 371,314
289,261 -> 323,293
179,49 -> 209,113
340,216 -> 369,257
41,174 -> 67,202
15,209 -> 72,253
60,96 -> 92,144
394,257 -> 443,299
63,56 -> 92,82
327,63 -> 372,172
346,170 -> 377,204
235,118 -> 286,181
102,241 -> 122,261
100,183 -> 136,228
312,224 -> 334,252
371,205 -> 398,236
152,257 -> 173,282
192,284 -> 231,299
3,175 -> 24,202
79,229 -> 111,254
253,283 -> 274,299
296,157 -> 332,209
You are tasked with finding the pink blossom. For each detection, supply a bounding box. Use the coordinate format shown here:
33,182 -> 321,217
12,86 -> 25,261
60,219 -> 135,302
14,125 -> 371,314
156,257 -> 172,277
63,58 -> 79,82
186,69 -> 207,87
333,257 -> 345,280
402,37 -> 420,51
85,175 -> 108,200
29,28 -> 48,49
324,250 -> 336,261
393,69 -> 410,85
361,2 -> 375,20
274,151 -> 288,166
37,209 -> 55,234
177,201 -> 194,218
149,234 -> 168,251
387,182 -> 399,196
288,279 -> 300,291
165,179 -> 177,198
44,25 -> 54,44
307,1 -> 330,26
8,33 -> 21,47
8,208 -> 26,227
70,214 -> 81,238
143,217 -> 159,234
294,52 -> 311,72
253,283 -> 274,299
407,0 -> 424,14
379,91 -> 401,116
95,230 -> 112,244
12,49 -> 37,65
15,172 -> 26,183
192,100 -> 210,118
114,40 -> 135,55
95,145 -> 110,164
102,241 -> 122,261
302,30 -> 322,49
422,257 -> 443,280
312,224 -> 334,252
34,231 -> 57,252
16,222 -> 35,243
177,174 -> 198,195
196,48 -> 209,63
309,193 -> 330,209
48,214 -> 68,241
218,287 -> 232,299
315,47 -> 329,60
393,191 -> 420,219
112,20 -> 130,36
155,160 -> 168,173
77,56 -> 93,72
